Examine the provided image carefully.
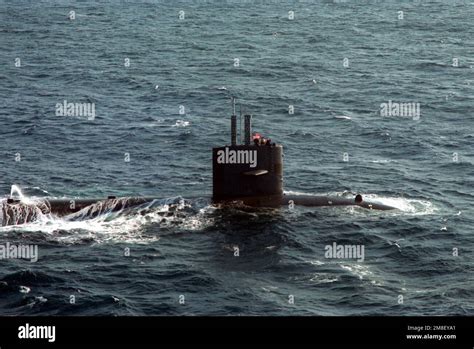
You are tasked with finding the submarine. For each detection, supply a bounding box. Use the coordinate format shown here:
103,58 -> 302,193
0,99 -> 396,226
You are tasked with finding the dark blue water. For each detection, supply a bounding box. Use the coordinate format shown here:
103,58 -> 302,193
0,0 -> 473,315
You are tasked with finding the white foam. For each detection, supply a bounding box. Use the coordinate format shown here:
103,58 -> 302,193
10,184 -> 25,200
333,115 -> 352,120
0,194 -> 214,244
310,273 -> 339,284
309,260 -> 325,266
370,159 -> 397,163
361,194 -> 436,215
340,264 -> 373,279
340,263 -> 384,286
19,286 -> 31,294
173,120 -> 190,127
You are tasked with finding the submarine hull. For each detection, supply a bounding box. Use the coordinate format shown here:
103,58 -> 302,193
282,194 -> 396,211
46,197 -> 153,217
1,192 -> 396,226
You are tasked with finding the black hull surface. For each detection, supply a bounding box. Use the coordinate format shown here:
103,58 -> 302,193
282,194 -> 396,211
0,193 -> 396,227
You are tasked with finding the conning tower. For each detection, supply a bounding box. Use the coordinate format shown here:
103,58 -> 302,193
212,99 -> 283,207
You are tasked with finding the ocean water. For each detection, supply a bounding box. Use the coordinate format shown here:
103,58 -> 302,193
0,0 -> 473,315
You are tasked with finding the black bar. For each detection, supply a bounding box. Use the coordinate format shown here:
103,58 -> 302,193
244,114 -> 251,145
231,114 -> 237,145
0,316 -> 472,346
